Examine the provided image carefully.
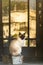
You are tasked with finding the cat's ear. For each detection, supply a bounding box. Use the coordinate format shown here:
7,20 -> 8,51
23,32 -> 26,35
19,32 -> 21,36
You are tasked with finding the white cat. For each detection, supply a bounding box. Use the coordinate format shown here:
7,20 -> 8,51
9,32 -> 26,56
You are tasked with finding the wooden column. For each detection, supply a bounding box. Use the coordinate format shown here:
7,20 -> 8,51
36,0 -> 43,58
0,0 -> 3,61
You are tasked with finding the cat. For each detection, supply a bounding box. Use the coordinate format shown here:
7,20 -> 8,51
9,32 -> 26,56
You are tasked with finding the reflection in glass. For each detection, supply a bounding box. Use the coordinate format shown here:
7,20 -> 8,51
25,40 -> 28,47
3,40 -> 9,47
29,40 -> 36,47
3,40 -> 8,44
2,0 -> 9,23
38,2 -> 42,8
29,0 -> 36,38
39,10 -> 41,15
3,25 -> 9,38
11,23 -> 20,38
10,0 -> 28,47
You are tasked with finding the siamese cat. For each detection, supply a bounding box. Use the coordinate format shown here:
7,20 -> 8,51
9,32 -> 26,56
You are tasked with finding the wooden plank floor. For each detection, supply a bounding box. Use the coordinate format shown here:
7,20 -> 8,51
0,62 -> 43,65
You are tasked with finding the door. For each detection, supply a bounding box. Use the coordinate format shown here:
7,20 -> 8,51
22,0 -> 37,61
0,0 -> 43,63
22,0 -> 43,62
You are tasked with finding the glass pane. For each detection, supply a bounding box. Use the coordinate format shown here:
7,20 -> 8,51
38,2 -> 42,8
10,0 -> 28,47
29,40 -> 36,47
3,40 -> 9,47
3,25 -> 9,38
29,0 -> 36,38
2,0 -> 9,23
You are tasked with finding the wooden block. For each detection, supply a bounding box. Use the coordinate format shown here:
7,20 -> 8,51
12,55 -> 23,64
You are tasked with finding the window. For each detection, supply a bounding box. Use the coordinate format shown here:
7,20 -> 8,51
3,25 -> 9,38
2,0 -> 37,48
2,0 -> 9,48
2,0 -> 9,23
29,0 -> 36,47
10,0 -> 28,47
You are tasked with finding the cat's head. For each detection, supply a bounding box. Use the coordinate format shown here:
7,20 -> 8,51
19,31 -> 26,40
